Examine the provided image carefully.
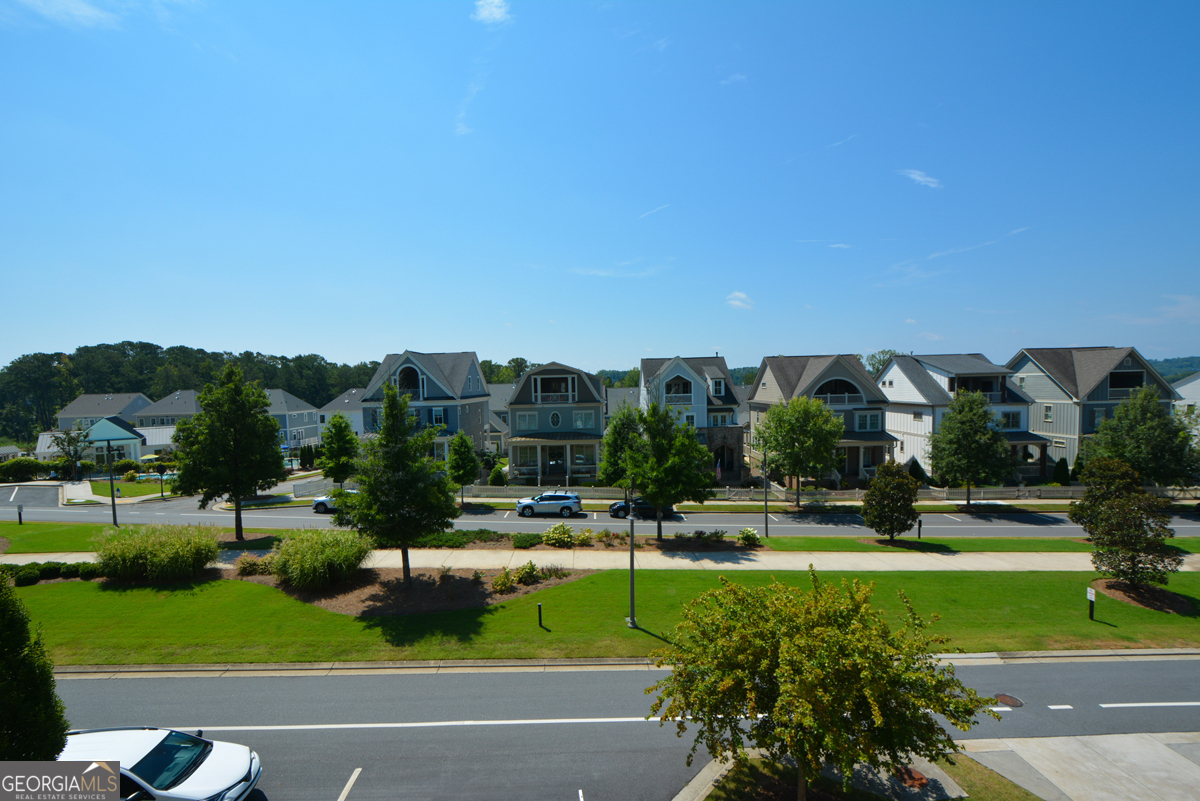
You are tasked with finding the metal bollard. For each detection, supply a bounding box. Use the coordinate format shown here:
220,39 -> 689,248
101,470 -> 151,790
538,603 -> 543,628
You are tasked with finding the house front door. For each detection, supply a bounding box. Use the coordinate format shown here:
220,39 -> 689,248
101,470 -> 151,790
546,445 -> 566,474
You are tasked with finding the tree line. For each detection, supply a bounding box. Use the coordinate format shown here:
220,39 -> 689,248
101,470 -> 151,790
0,342 -> 380,441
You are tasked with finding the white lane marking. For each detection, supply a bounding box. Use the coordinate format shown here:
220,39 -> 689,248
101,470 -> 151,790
989,706 -> 1012,712
944,515 -> 961,522
8,487 -> 16,502
768,514 -> 778,521
593,512 -> 598,520
679,515 -> 686,522
579,791 -> 584,801
1048,705 -> 1073,710
504,511 -> 510,519
336,768 -> 362,801
1099,701 -> 1200,709
156,513 -> 165,515
1034,514 -> 1059,523
177,716 -> 654,733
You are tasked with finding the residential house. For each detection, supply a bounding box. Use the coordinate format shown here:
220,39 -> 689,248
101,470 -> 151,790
0,445 -> 22,462
747,355 -> 896,485
876,354 -> 1048,481
56,393 -> 151,431
361,351 -> 491,459
266,389 -> 321,450
135,389 -> 202,428
1172,371 -> 1200,437
506,362 -> 605,485
319,389 -> 368,436
1006,347 -> 1182,465
486,383 -> 516,453
640,356 -> 745,481
605,386 -> 639,423
36,419 -> 178,464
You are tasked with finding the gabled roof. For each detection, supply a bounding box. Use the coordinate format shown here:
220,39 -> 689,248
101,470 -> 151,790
914,353 -> 1013,377
488,411 -> 509,435
1009,346 -> 1181,401
57,393 -> 150,419
139,389 -> 201,417
749,355 -> 883,403
264,388 -> 317,415
84,416 -> 145,444
889,355 -> 954,405
510,361 -> 605,405
489,382 -> 516,412
606,386 -> 640,413
642,356 -> 739,407
1173,370 -> 1200,390
321,388 -> 368,413
364,351 -> 484,400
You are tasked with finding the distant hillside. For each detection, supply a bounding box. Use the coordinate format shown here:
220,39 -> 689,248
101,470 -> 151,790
1147,357 -> 1200,384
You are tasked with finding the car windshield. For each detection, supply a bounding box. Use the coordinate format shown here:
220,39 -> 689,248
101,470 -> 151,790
132,731 -> 211,790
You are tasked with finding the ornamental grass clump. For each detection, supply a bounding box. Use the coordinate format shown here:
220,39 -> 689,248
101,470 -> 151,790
270,529 -> 373,592
542,522 -> 575,548
95,524 -> 220,583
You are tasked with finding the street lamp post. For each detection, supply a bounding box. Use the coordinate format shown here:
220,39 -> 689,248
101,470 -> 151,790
627,480 -> 637,629
106,440 -> 119,527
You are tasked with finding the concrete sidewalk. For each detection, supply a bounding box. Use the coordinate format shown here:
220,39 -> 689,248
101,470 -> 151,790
5,547 -> 1200,573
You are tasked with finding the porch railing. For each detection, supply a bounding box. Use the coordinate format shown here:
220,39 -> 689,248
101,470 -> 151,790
814,393 -> 863,406
1108,388 -> 1137,400
536,393 -> 574,404
666,394 -> 691,405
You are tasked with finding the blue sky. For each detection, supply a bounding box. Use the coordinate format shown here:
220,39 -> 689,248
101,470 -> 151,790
3,0 -> 1197,374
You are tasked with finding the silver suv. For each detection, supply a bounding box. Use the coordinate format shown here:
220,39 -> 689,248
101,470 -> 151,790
516,491 -> 583,517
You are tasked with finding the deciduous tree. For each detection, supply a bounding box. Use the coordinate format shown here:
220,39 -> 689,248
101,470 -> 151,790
1086,386 -> 1200,487
754,397 -> 845,504
50,423 -> 90,481
597,403 -> 639,495
317,412 -> 359,488
626,402 -> 715,539
865,349 -> 902,376
447,431 -> 481,505
173,364 -> 287,541
929,391 -> 1011,507
647,572 -> 997,801
0,580 -> 70,760
862,461 -> 920,541
334,385 -> 458,588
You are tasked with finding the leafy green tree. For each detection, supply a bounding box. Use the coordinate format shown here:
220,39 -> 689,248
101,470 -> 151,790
1053,457 -> 1071,485
334,384 -> 458,588
488,465 -> 507,486
173,364 -> 287,541
754,397 -> 845,504
317,412 -> 359,488
477,448 -> 503,472
626,402 -> 715,540
865,349 -> 902,376
862,461 -> 920,541
908,458 -> 929,484
50,423 -> 90,481
0,403 -> 36,443
505,357 -> 530,379
618,367 -> 641,388
929,391 -> 1011,507
1086,386 -> 1200,487
447,431 -> 481,505
1069,457 -> 1182,588
479,360 -> 502,384
0,580 -> 70,760
597,404 -> 640,494
647,572 -> 997,801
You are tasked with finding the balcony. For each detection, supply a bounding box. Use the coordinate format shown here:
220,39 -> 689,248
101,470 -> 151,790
814,393 -> 863,406
1108,388 -> 1137,400
666,394 -> 691,405
535,393 -> 574,404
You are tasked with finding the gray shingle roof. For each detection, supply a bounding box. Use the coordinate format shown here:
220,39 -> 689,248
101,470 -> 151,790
750,355 -> 880,402
57,393 -> 150,419
606,386 -> 639,413
891,355 -> 954,405
1017,347 -> 1134,400
364,351 -> 484,400
489,383 -> 516,412
320,388 -> 368,413
641,356 -> 740,407
139,389 -> 201,417
914,353 -> 1013,377
265,389 -> 316,415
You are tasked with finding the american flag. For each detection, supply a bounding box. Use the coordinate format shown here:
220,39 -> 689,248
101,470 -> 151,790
715,460 -> 722,481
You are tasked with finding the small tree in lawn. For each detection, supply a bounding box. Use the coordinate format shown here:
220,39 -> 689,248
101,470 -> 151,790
1086,386 -> 1200,488
626,402 -> 715,540
50,423 -> 90,481
173,364 -> 286,541
647,571 -> 997,801
0,580 -> 70,760
317,412 -> 359,488
447,431 -> 480,506
334,384 -> 458,588
1069,457 -> 1182,588
862,460 -> 920,541
597,403 -> 640,502
488,464 -> 507,486
754,397 -> 845,503
929,391 -> 1011,507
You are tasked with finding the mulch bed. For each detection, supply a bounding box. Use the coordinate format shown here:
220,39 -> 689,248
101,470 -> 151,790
1091,578 -> 1197,616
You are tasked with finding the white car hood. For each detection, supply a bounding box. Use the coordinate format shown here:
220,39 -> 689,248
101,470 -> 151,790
171,740 -> 252,797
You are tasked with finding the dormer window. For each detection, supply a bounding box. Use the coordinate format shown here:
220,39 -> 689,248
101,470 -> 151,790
856,412 -> 881,432
712,379 -> 725,397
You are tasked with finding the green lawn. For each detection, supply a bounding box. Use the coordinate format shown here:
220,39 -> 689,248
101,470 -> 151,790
89,480 -> 173,498
0,521 -> 284,554
762,536 -> 1200,554
16,570 -> 1200,665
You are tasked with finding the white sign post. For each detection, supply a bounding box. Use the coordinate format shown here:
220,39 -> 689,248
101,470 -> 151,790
1087,587 -> 1096,620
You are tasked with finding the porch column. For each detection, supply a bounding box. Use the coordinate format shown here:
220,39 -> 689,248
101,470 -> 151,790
565,444 -> 571,488
509,444 -> 515,481
537,445 -> 542,487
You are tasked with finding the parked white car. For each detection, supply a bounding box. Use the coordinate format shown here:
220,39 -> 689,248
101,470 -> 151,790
312,489 -> 357,513
59,727 -> 262,801
515,491 -> 583,517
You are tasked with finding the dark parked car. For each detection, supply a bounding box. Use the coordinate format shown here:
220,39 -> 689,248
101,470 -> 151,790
608,497 -> 674,519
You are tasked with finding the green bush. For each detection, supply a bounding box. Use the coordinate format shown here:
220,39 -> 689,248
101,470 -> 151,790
488,466 -> 507,486
574,528 -> 593,546
113,459 -> 140,475
57,562 -> 79,579
542,522 -> 574,548
122,470 -> 139,483
738,527 -> 761,547
471,569 -> 485,584
512,533 -> 542,549
0,564 -> 15,581
514,560 -> 539,585
708,529 -> 727,544
0,458 -> 46,483
14,566 -> 40,586
271,529 -> 373,591
1053,458 -> 1071,485
492,567 -> 515,593
438,565 -> 453,584
77,563 -> 102,581
94,524 -> 220,582
539,564 -> 571,580
908,459 -> 929,484
234,554 -> 263,576
37,562 -> 65,580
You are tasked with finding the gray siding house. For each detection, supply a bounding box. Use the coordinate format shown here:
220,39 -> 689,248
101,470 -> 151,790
56,393 -> 151,431
507,362 -> 605,485
266,389 -> 322,450
641,356 -> 745,481
135,389 -> 202,428
319,388 -> 368,436
1006,346 -> 1181,465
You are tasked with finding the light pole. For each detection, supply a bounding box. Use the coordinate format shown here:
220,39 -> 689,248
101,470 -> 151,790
627,480 -> 637,629
106,440 -> 119,527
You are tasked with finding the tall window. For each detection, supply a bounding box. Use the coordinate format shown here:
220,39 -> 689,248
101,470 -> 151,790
712,379 -> 725,397
573,410 -> 594,430
516,446 -> 538,466
856,412 -> 881,431
1043,405 -> 1053,423
516,412 -> 537,431
710,413 -> 729,426
684,414 -> 695,427
573,444 -> 596,466
666,378 -> 692,395
433,408 -> 445,425
1001,411 -> 1021,429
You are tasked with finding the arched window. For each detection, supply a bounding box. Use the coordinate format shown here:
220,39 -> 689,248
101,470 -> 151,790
813,379 -> 863,404
396,367 -> 421,399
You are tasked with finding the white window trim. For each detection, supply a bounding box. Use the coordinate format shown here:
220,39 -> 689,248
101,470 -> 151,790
712,378 -> 724,397
433,407 -> 445,426
572,410 -> 594,430
856,412 -> 881,432
516,412 -> 537,432
1044,405 -> 1053,423
684,414 -> 696,427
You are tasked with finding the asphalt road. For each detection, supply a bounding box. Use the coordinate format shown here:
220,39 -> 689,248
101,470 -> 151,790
0,484 -> 59,508
2,495 -> 1198,539
56,660 -> 1200,800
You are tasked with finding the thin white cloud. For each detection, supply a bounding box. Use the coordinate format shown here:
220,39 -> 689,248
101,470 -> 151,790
904,319 -> 916,324
652,37 -> 670,52
573,265 -> 662,279
873,260 -> 950,288
720,73 -> 746,85
927,240 -> 997,260
795,239 -> 833,243
455,82 -> 483,135
829,243 -> 851,249
471,0 -> 511,25
16,0 -> 116,26
898,169 -> 942,189
1008,227 -> 1030,236
726,291 -> 753,310
826,134 -> 857,148
916,332 -> 944,341
1114,295 -> 1200,326
639,204 -> 670,219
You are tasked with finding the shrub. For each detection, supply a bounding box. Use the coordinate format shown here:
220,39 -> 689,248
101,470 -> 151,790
514,560 -> 539,585
94,524 -> 220,583
235,554 -> 263,576
37,562 -> 65,580
542,522 -> 574,548
77,563 -> 102,581
58,563 -> 80,579
1053,458 -> 1071,485
15,566 -> 40,586
492,567 -> 515,593
0,564 -> 14,581
575,527 -> 594,546
707,530 -> 727,544
258,554 -> 276,575
113,459 -> 140,475
438,565 -> 453,584
539,564 -> 571,580
271,529 -> 373,591
471,569 -> 484,584
488,466 -> 507,486
596,528 -> 626,548
512,532 -> 542,549
122,470 -> 139,483
738,527 -> 761,547
0,458 -> 46,483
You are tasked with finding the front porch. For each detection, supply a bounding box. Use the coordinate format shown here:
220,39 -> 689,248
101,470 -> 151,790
696,425 -> 745,484
837,431 -> 899,482
508,433 -> 602,487
1005,431 -> 1050,481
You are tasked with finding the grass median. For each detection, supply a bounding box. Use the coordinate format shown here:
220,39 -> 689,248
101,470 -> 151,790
0,522 -> 283,554
16,569 -> 1200,665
